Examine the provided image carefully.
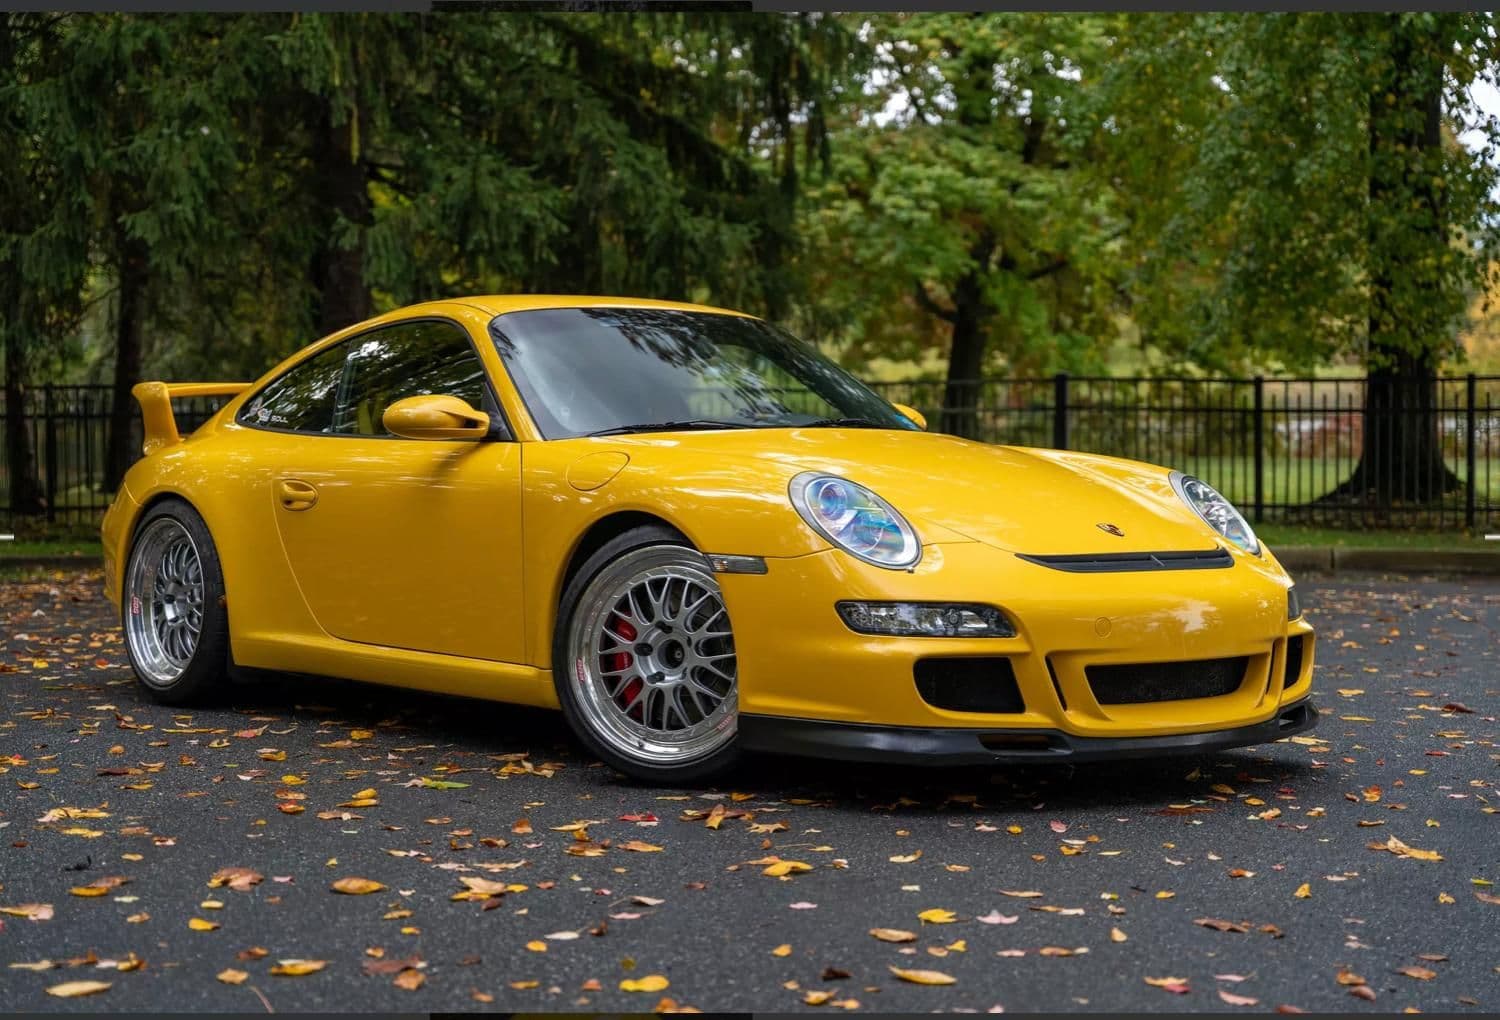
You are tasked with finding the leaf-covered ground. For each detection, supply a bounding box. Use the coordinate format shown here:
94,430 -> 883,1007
1,569 -> 1495,1013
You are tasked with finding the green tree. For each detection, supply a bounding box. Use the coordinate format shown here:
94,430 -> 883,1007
1105,13 -> 1500,503
804,13 -> 1124,437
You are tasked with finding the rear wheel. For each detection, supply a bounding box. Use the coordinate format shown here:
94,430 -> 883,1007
122,499 -> 231,705
554,527 -> 740,784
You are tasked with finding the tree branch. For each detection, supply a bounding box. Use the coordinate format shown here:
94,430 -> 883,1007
913,280 -> 957,323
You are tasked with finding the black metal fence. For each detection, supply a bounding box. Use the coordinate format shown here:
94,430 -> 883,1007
2,376 -> 1498,531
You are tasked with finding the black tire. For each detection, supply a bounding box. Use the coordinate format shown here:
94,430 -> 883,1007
553,524 -> 741,785
121,497 -> 232,705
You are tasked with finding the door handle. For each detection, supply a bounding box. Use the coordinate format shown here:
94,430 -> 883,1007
276,478 -> 319,511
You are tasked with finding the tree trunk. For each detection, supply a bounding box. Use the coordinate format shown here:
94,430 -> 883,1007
1329,22 -> 1461,506
310,102 -> 372,337
939,270 -> 988,440
105,235 -> 148,493
3,323 -> 45,516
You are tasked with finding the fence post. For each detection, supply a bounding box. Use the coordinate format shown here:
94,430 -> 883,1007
1052,373 -> 1069,450
43,384 -> 57,524
1252,376 -> 1265,523
1466,373 -> 1478,531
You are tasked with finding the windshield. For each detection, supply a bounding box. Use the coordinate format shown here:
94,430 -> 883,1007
487,307 -> 919,439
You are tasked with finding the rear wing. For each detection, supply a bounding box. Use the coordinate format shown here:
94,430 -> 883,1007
132,381 -> 251,455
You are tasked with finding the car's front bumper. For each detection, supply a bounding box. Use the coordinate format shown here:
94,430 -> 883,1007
716,540 -> 1316,741
738,696 -> 1318,765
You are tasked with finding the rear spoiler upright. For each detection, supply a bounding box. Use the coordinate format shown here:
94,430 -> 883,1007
132,381 -> 251,455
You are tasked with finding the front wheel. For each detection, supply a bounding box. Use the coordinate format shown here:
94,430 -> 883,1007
554,527 -> 740,784
122,499 -> 231,705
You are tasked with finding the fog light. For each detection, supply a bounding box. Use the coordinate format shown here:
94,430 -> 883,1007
1287,586 -> 1301,620
836,601 -> 1015,637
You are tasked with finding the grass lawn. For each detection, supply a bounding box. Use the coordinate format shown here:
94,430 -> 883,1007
1254,524 -> 1490,549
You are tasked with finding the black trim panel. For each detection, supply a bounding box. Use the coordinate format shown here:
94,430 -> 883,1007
1017,547 -> 1233,573
737,698 -> 1318,766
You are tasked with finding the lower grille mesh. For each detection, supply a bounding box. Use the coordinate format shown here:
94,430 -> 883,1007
1284,636 -> 1305,687
1086,656 -> 1248,705
915,658 -> 1025,714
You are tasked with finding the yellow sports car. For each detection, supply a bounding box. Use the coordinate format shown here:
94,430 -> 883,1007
102,296 -> 1316,782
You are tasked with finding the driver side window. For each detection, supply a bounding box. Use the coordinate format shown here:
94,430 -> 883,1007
331,320 -> 492,437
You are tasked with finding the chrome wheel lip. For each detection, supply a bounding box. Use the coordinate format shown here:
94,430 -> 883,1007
568,547 -> 738,767
124,518 -> 205,688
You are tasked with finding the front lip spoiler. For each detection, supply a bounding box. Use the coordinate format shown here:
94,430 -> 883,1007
738,698 -> 1319,766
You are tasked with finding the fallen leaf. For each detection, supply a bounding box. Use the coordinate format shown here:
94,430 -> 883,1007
216,969 -> 248,985
1219,989 -> 1260,1006
393,968 -> 425,990
1145,976 -> 1191,994
889,851 -> 923,864
1110,927 -> 1128,943
188,918 -> 219,931
889,966 -> 956,985
1396,966 -> 1437,981
270,959 -> 327,976
620,974 -> 670,992
331,877 -> 386,895
918,908 -> 957,924
620,840 -> 663,853
208,867 -> 263,892
45,980 -> 111,998
0,903 -> 54,921
870,928 -> 918,943
1294,883 -> 1312,899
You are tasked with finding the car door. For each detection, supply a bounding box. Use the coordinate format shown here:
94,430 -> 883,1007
254,318 -> 526,664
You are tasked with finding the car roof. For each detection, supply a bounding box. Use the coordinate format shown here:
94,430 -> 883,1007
444,295 -> 759,319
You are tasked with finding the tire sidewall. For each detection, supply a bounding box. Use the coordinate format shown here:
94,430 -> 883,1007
553,526 -> 740,785
122,498 -> 231,704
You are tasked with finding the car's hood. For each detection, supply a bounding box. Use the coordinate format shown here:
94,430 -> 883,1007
608,428 -> 1221,556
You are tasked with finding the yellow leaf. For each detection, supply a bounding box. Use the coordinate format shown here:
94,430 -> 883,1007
805,989 -> 835,1005
526,941 -> 547,952
258,749 -> 286,761
393,968 -> 425,990
620,840 -> 664,853
1110,927 -> 1128,943
46,980 -> 111,998
281,775 -> 304,785
270,959 -> 327,976
772,944 -> 793,957
69,886 -> 111,897
1294,883 -> 1312,899
217,969 -> 248,985
1,903 -> 54,921
620,974 -> 670,992
918,908 -> 956,924
352,788 -> 377,799
1438,892 -> 1455,904
351,730 -> 374,740
870,928 -> 917,942
889,965 -> 956,986
764,860 -> 813,877
188,918 -> 219,931
331,877 -> 386,895
1156,891 -> 1175,899
889,850 -> 923,863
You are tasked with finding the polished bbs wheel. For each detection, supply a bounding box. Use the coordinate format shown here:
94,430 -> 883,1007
125,518 -> 204,684
122,500 -> 230,704
556,528 -> 741,782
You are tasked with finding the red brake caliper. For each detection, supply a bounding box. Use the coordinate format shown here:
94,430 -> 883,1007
608,616 -> 644,719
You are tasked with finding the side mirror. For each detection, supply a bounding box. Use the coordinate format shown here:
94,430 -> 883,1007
892,402 -> 927,431
382,394 -> 490,440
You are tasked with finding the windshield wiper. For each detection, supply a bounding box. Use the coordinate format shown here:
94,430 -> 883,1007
800,416 -> 888,429
585,419 -> 747,437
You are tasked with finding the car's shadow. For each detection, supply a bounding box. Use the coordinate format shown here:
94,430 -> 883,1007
217,670 -> 1322,816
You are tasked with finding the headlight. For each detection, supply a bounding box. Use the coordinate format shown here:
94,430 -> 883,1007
788,472 -> 921,569
1170,471 -> 1260,555
837,601 -> 1015,637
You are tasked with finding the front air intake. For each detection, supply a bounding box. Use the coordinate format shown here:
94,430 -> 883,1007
1086,656 -> 1248,705
914,658 -> 1025,714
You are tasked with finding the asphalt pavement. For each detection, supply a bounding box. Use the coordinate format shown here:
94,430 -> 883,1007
0,568 -> 1495,1013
